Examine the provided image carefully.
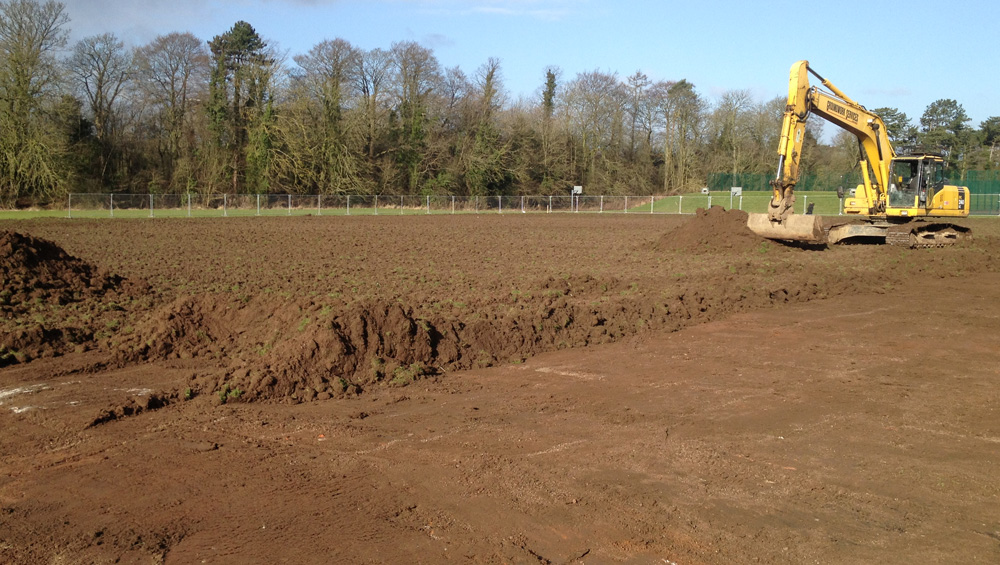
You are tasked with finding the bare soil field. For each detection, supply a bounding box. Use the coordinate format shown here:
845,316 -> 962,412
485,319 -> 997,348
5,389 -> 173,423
1,209 -> 998,564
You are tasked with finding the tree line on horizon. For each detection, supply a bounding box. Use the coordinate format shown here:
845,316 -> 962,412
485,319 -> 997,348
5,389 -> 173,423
0,0 -> 997,207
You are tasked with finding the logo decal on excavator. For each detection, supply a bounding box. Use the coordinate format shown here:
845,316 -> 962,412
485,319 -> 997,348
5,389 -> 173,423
825,100 -> 859,124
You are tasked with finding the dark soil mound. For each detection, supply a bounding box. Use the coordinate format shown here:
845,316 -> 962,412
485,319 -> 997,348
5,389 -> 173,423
0,230 -> 121,312
655,206 -> 767,253
0,230 -> 141,365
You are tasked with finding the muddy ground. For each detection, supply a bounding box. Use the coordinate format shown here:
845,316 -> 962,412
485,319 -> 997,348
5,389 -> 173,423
1,209 -> 998,564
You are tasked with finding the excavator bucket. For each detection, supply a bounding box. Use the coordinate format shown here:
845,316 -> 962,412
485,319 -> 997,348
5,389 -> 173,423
746,213 -> 826,244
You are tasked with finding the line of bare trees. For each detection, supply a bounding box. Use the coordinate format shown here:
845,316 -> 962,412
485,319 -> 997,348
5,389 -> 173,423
0,0 -> 996,207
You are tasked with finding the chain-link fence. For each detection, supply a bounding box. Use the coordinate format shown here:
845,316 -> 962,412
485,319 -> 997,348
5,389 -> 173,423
63,191 -> 1000,218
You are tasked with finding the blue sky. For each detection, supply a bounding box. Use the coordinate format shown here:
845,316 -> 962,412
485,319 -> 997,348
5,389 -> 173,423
64,0 -> 998,135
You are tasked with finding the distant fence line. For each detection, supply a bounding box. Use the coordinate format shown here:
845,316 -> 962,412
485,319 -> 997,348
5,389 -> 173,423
64,192 -> 1000,218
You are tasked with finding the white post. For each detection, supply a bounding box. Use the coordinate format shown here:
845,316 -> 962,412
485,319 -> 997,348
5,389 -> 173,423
375,195 -> 378,215
600,195 -> 604,213
650,196 -> 654,213
400,195 -> 403,215
498,195 -> 502,214
548,195 -> 552,213
347,195 -> 351,215
110,194 -> 114,217
452,195 -> 455,214
521,195 -> 525,213
426,195 -> 430,214
67,193 -> 72,219
256,194 -> 260,216
679,195 -> 683,214
475,196 -> 479,214
187,193 -> 191,217
739,194 -> 743,211
224,193 -> 227,217
708,194 -> 712,209
318,194 -> 322,216
803,194 -> 808,215
149,193 -> 154,217
288,194 -> 292,216
624,195 -> 628,214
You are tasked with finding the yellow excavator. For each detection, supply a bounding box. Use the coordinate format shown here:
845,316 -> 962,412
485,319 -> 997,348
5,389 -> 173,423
747,60 -> 970,246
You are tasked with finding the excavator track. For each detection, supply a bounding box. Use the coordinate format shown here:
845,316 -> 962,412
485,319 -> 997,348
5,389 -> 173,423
885,222 -> 971,248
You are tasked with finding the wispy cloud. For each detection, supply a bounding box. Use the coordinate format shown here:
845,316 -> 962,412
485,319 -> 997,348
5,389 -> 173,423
401,0 -> 581,20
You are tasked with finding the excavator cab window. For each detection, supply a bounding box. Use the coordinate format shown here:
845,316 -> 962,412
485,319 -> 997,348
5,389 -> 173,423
889,159 -> 920,207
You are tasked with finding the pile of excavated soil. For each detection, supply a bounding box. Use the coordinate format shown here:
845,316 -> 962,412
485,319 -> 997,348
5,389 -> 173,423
0,230 -> 120,311
655,206 -> 768,253
0,230 -> 143,365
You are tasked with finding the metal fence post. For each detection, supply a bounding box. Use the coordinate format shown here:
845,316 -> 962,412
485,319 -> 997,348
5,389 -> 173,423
288,194 -> 292,215
67,193 -> 72,219
109,194 -> 114,218
498,195 -> 502,214
678,195 -> 683,214
256,194 -> 260,216
149,194 -> 154,217
347,195 -> 351,215
188,193 -> 192,217
375,195 -> 378,215
224,193 -> 227,217
650,196 -> 654,214
426,195 -> 430,214
318,194 -> 322,216
624,196 -> 628,214
452,195 -> 455,214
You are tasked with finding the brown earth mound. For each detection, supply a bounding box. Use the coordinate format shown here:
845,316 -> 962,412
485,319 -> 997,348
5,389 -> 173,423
655,206 -> 768,253
0,230 -> 145,365
0,230 -> 120,310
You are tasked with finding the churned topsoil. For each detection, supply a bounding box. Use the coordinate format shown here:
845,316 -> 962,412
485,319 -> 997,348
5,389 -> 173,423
0,212 -> 997,564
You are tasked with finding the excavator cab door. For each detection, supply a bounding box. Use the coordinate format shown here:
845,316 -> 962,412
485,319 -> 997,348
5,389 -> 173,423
922,159 -> 946,209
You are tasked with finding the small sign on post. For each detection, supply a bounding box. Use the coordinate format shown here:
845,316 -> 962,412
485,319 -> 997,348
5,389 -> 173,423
572,186 -> 582,212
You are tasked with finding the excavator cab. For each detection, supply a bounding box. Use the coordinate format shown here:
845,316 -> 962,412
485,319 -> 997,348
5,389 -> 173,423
885,155 -> 954,215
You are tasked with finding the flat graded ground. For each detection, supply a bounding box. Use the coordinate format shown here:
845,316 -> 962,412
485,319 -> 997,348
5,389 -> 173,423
1,211 -> 999,564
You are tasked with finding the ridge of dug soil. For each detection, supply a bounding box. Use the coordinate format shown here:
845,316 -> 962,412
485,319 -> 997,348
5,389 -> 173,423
116,260 -> 903,404
0,230 -> 145,365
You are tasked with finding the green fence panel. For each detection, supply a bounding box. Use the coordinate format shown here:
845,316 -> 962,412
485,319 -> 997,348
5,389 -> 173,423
707,172 -> 862,192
